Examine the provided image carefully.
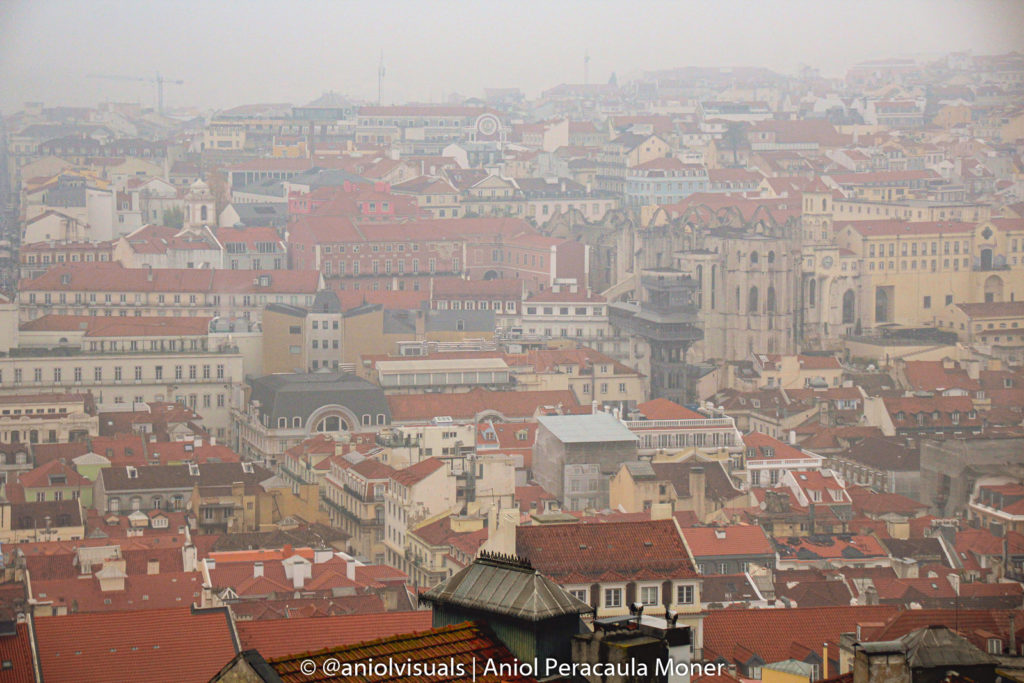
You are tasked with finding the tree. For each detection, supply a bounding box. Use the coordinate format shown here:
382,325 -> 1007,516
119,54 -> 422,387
723,121 -> 747,167
162,206 -> 184,229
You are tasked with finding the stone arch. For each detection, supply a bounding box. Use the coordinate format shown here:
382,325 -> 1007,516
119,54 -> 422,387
305,404 -> 361,435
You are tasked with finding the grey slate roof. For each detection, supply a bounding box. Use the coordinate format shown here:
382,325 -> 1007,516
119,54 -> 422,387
901,625 -> 997,669
100,462 -> 273,492
248,372 -> 389,426
420,554 -> 592,621
310,290 -> 342,315
232,203 -> 289,228
537,411 -> 638,444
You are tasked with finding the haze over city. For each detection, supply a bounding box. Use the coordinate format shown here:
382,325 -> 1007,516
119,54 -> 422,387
2,0 -> 1024,111
1,1 -> 1024,682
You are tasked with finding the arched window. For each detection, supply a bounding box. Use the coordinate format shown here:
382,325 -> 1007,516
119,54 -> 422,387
842,290 -> 856,324
109,497 -> 121,513
808,279 -> 817,308
200,205 -> 208,221
767,287 -> 776,312
748,286 -> 759,313
767,251 -> 775,264
130,496 -> 142,512
875,288 -> 890,323
696,265 -> 703,307
317,416 -> 341,432
710,266 -> 716,309
750,251 -> 759,265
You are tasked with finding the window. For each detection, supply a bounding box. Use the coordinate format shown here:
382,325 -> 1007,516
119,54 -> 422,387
604,587 -> 622,608
569,589 -> 588,603
640,585 -> 659,606
677,584 -> 694,604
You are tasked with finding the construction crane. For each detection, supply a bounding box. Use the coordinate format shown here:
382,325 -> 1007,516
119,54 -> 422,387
86,72 -> 184,115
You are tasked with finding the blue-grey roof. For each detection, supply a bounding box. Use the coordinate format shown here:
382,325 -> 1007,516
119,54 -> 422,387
232,202 -> 289,227
421,554 -> 592,621
537,411 -> 638,444
248,372 -> 389,426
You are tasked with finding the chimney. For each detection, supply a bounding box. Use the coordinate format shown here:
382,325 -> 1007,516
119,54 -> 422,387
282,544 -> 293,558
346,559 -> 356,582
822,643 -> 829,680
253,561 -> 264,578
182,543 -> 197,572
690,467 -> 706,522
147,558 -> 160,575
788,430 -> 797,445
1011,614 -> 1017,655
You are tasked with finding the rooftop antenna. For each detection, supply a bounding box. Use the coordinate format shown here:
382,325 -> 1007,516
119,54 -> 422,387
377,50 -> 385,106
584,49 -> 591,85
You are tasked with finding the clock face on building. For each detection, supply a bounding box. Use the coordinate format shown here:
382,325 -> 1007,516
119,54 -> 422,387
822,256 -> 834,269
476,114 -> 500,138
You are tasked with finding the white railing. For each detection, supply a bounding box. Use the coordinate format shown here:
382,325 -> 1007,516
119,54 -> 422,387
624,418 -> 735,429
748,458 -> 823,468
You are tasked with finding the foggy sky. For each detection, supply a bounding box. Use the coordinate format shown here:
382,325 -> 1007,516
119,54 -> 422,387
2,0 -> 1023,115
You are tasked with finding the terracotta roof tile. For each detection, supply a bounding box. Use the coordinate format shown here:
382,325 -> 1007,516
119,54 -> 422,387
703,606 -> 899,665
0,624 -> 33,683
265,620 -> 535,683
635,398 -> 704,420
236,610 -> 433,659
387,388 -> 578,422
33,606 -> 237,683
681,525 -> 774,558
516,519 -> 697,582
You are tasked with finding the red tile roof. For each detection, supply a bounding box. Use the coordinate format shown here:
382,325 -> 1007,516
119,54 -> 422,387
828,169 -> 940,185
847,487 -> 928,517
956,301 -> 1024,318
33,606 -> 237,683
236,610 -> 433,659
30,571 -> 203,613
681,525 -> 774,558
515,485 -> 556,514
703,606 -> 899,665
391,457 -> 445,486
902,361 -> 980,393
264,620 -> 536,683
0,624 -> 33,683
843,220 -> 974,237
858,608 -> 1024,652
387,388 -> 579,422
16,459 -> 90,489
635,398 -> 705,420
21,262 -> 320,295
516,519 -> 698,583
743,432 -> 821,462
